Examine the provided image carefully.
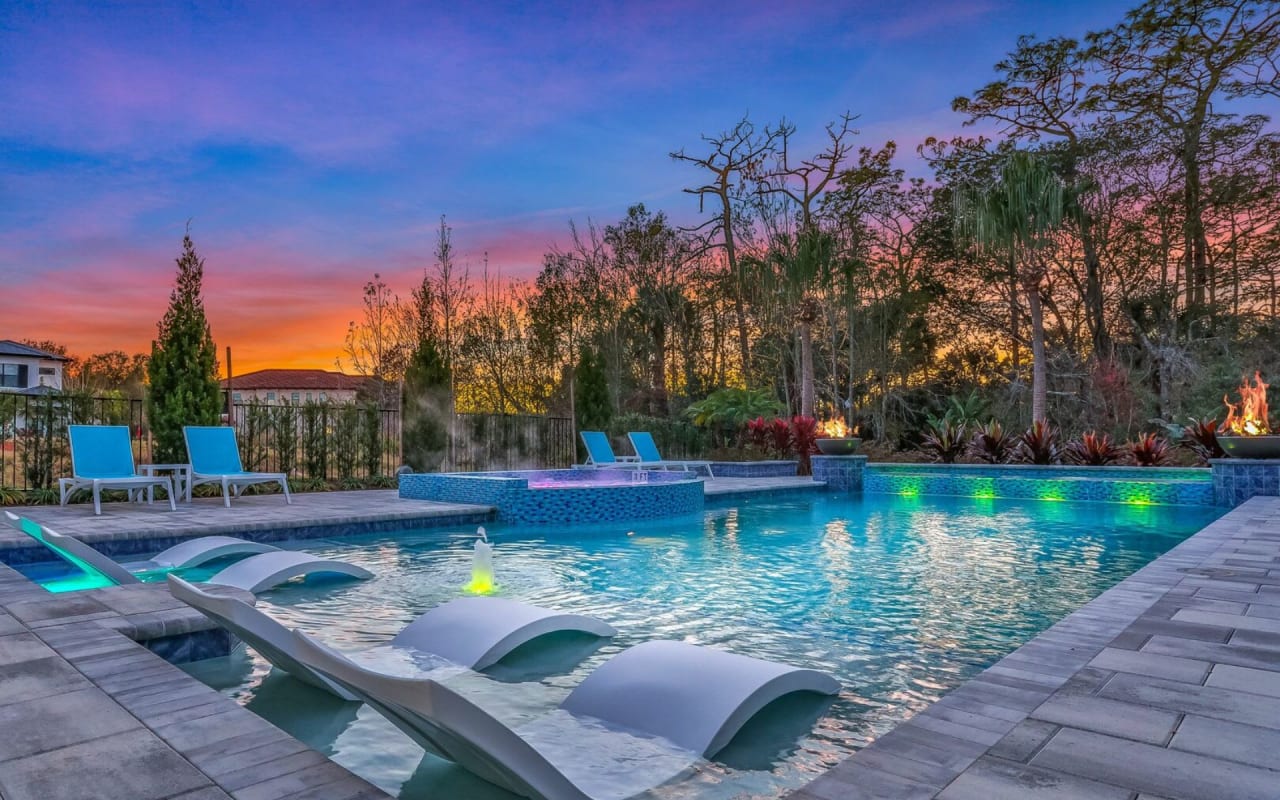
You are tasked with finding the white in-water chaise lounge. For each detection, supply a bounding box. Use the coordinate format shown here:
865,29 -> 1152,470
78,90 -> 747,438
292,632 -> 841,800
3,512 -> 370,593
4,510 -> 277,571
168,575 -> 617,701
60,425 -> 177,515
184,426 -> 292,507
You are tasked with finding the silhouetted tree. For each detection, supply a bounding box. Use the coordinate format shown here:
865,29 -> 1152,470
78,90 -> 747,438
146,231 -> 221,463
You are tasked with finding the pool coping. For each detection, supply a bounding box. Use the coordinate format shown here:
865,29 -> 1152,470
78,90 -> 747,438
789,495 -> 1280,800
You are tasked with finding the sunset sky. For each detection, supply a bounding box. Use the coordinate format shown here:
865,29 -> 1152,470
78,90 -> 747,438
2,0 -> 1136,373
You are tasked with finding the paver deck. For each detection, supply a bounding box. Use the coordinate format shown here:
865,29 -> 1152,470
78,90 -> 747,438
791,495 -> 1280,800
0,571 -> 391,800
0,489 -> 490,556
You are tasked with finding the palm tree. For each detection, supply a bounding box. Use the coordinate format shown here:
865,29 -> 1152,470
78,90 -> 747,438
954,151 -> 1067,424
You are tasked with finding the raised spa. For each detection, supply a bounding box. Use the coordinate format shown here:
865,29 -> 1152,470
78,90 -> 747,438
398,468 -> 704,525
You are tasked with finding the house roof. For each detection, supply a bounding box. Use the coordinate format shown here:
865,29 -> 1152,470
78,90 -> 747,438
0,340 -> 71,361
221,369 -> 370,392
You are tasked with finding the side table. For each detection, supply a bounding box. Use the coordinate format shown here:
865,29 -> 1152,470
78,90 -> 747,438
140,463 -> 193,503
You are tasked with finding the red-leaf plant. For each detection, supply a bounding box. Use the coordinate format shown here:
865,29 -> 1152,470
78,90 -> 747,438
744,416 -> 771,453
1065,431 -> 1123,466
790,415 -> 819,475
769,417 -> 793,459
1180,417 -> 1225,463
1128,433 -> 1170,467
1015,420 -> 1061,465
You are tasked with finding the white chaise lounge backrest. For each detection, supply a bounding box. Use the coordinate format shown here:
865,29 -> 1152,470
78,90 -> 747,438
3,512 -> 138,586
388,596 -> 617,670
559,639 -> 842,757
166,575 -> 354,699
292,629 -> 590,800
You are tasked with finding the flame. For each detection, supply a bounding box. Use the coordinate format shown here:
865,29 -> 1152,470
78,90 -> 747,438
1222,372 -> 1271,436
820,418 -> 849,438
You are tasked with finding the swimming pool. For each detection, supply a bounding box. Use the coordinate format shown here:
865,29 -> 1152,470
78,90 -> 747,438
180,492 -> 1221,799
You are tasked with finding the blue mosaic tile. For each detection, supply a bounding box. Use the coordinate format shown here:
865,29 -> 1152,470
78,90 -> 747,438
811,455 -> 868,492
400,469 -> 705,526
1209,459 -> 1280,507
864,464 -> 1214,507
707,461 -> 798,478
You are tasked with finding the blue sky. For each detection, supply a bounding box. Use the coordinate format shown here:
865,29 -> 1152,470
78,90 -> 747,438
0,0 -> 1139,369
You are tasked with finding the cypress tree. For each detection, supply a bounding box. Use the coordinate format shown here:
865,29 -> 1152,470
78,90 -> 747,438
401,337 -> 451,471
146,232 -> 222,463
574,346 -> 612,433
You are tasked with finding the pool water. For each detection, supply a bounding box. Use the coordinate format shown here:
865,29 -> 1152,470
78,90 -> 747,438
180,493 -> 1221,799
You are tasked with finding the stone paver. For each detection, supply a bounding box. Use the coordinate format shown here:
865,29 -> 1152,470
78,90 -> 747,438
792,495 -> 1280,800
0,560 -> 390,800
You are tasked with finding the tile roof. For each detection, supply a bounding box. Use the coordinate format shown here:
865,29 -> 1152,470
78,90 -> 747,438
0,340 -> 71,361
221,369 -> 370,391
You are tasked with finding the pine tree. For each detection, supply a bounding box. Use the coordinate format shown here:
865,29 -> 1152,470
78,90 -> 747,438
146,232 -> 222,463
574,346 -> 612,435
401,337 -> 451,471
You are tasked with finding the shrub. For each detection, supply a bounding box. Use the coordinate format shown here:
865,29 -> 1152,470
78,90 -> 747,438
920,418 -> 967,464
1180,417 -> 1225,464
686,388 -> 783,430
769,418 -> 793,458
608,413 -> 707,459
1129,433 -> 1170,467
271,404 -> 299,475
939,390 -> 990,429
360,404 -> 383,476
1065,431 -> 1123,466
301,402 -> 329,479
0,486 -> 23,506
1015,421 -> 1061,465
968,420 -> 1015,464
332,404 -> 361,480
24,487 -> 59,505
790,415 -> 819,475
744,416 -> 771,452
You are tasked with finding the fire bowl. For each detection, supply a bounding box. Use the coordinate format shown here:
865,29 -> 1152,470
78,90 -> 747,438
816,438 -> 861,456
1218,435 -> 1280,459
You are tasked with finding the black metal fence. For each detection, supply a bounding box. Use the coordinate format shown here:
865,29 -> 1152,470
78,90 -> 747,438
0,393 -> 148,492
0,392 -> 576,491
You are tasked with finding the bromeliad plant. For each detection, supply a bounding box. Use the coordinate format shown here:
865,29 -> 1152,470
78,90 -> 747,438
1128,433 -> 1170,467
1015,420 -> 1061,465
968,420 -> 1015,464
1065,431 -> 1123,466
1180,417 -> 1225,464
920,418 -> 967,464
